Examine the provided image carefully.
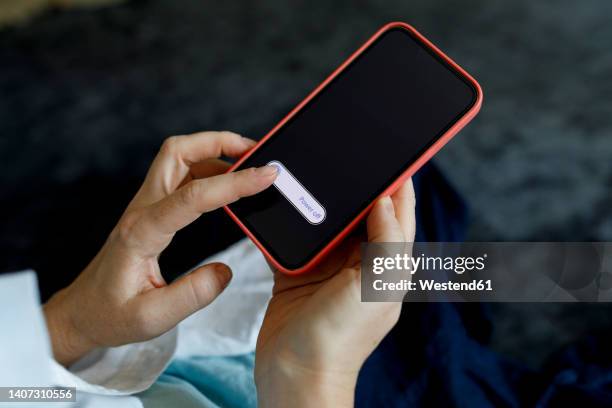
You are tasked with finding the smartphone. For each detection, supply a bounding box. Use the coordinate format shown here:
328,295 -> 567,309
225,22 -> 483,274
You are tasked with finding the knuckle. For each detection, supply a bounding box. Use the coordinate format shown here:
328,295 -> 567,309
114,210 -> 142,244
245,166 -> 258,178
160,135 -> 181,157
345,265 -> 361,282
180,179 -> 204,207
215,131 -> 242,152
342,265 -> 362,294
218,130 -> 241,141
225,172 -> 248,202
216,130 -> 242,154
130,304 -> 156,338
235,168 -> 257,191
187,276 -> 213,309
340,265 -> 366,303
206,132 -> 229,157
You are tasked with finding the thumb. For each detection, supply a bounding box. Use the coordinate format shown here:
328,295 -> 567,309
366,196 -> 411,302
135,262 -> 232,336
367,196 -> 405,243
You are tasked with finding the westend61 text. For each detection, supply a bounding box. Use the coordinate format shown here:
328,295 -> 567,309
372,279 -> 493,292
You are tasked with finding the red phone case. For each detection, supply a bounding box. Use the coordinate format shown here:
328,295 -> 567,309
224,22 -> 483,275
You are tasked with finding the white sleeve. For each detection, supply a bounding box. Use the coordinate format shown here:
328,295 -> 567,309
50,329 -> 176,396
0,271 -> 54,387
0,270 -> 175,401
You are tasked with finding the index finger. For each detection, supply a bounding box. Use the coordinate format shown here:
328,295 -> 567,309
133,131 -> 257,207
126,165 -> 277,254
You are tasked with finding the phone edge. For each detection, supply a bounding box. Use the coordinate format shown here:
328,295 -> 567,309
223,21 -> 484,275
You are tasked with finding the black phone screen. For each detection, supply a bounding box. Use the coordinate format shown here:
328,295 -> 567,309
227,27 -> 478,270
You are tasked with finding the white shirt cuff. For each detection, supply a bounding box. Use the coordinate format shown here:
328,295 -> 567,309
50,328 -> 177,396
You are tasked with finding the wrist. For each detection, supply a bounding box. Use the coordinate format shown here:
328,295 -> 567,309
43,287 -> 96,366
255,357 -> 358,408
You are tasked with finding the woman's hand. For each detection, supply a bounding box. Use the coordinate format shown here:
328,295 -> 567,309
43,131 -> 277,366
255,180 -> 416,408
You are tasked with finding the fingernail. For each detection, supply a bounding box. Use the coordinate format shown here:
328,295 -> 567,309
255,165 -> 278,178
215,264 -> 232,288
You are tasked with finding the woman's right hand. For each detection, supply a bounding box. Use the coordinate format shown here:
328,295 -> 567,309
44,131 -> 278,366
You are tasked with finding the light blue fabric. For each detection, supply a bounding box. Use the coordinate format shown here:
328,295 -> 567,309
138,353 -> 257,408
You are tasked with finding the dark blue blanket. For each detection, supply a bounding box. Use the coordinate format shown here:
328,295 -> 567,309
356,163 -> 612,407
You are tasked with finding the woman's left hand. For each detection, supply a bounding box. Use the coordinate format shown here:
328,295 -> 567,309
255,180 -> 416,408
